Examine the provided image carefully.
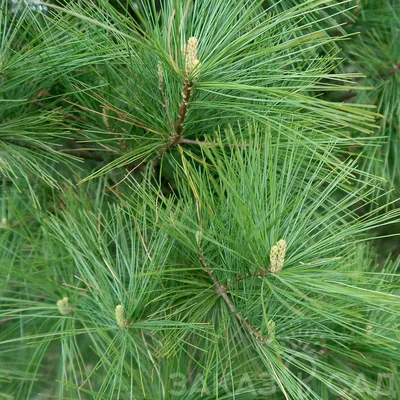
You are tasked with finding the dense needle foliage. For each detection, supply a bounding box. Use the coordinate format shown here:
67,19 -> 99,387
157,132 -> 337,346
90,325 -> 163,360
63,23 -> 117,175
0,0 -> 399,399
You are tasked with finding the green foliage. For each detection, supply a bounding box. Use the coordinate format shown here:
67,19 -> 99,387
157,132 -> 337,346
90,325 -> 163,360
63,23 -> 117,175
0,0 -> 399,399
344,0 -> 400,196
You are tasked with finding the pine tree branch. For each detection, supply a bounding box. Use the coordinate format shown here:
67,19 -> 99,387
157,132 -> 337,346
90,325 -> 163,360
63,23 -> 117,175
198,243 -> 270,344
156,78 -> 194,160
178,138 -> 214,146
176,79 -> 193,140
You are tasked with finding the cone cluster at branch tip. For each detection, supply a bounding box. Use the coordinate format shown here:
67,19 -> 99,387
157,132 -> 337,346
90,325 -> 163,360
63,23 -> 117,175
182,37 -> 200,77
269,239 -> 287,274
116,304 -> 127,328
57,297 -> 71,315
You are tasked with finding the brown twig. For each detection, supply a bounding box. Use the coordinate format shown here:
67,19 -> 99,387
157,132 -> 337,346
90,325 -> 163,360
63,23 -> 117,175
178,137 -> 215,146
382,61 -> 400,78
198,243 -> 270,344
176,79 -> 192,139
155,78 -> 195,161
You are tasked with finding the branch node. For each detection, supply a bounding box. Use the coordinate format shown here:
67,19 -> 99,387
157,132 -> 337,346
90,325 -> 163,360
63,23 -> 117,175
196,231 -> 271,345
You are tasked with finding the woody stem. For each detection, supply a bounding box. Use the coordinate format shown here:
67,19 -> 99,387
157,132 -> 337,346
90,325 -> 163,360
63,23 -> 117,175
198,246 -> 270,344
176,78 -> 192,139
156,78 -> 193,160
